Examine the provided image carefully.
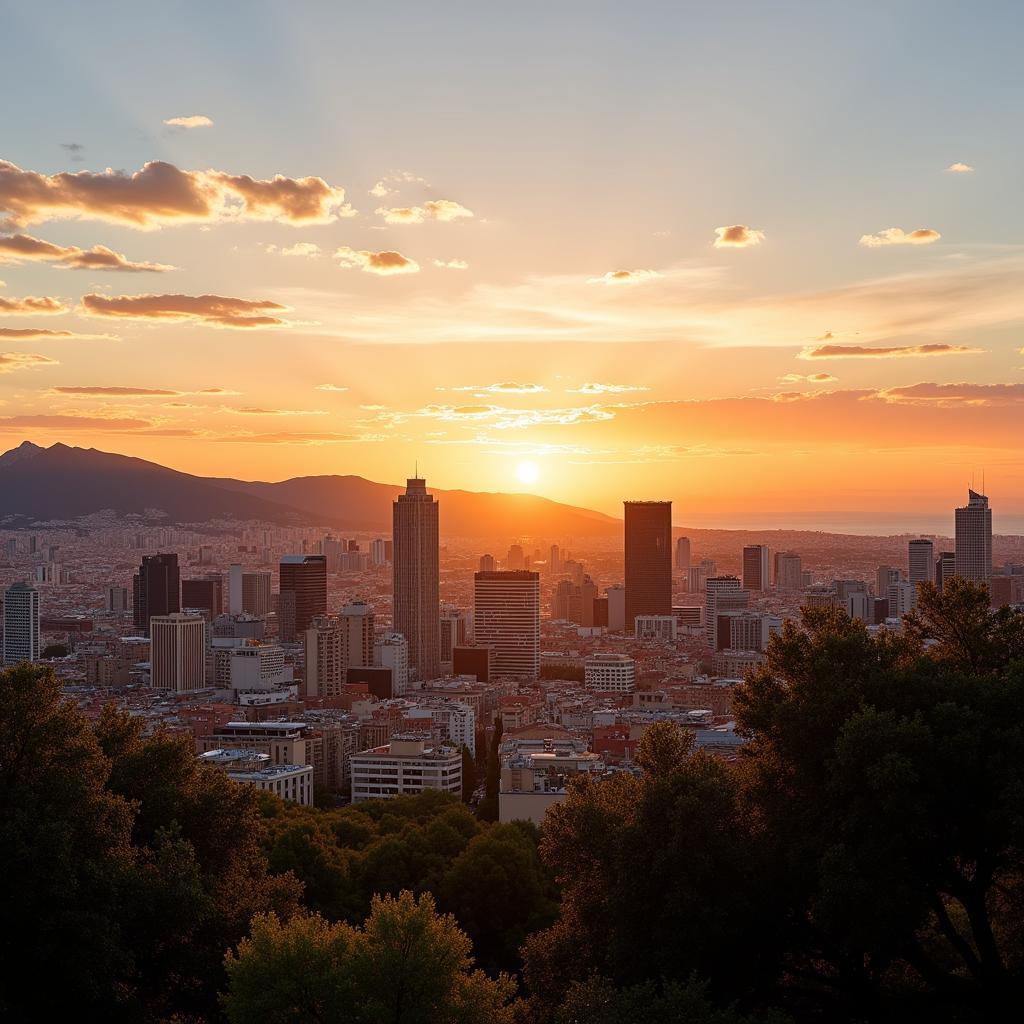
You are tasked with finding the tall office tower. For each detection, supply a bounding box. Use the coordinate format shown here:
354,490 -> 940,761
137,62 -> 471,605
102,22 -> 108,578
341,600 -> 375,668
370,538 -> 387,566
742,544 -> 770,592
439,604 -> 469,663
106,585 -> 129,613
876,565 -> 901,596
774,551 -> 803,591
624,501 -> 672,630
279,555 -> 327,640
479,553 -> 496,573
888,579 -> 918,618
549,544 -> 560,573
228,564 -> 243,615
935,551 -> 956,592
374,633 -> 410,695
242,570 -> 272,616
181,575 -> 223,620
705,575 -> 747,648
675,535 -> 691,570
305,616 -> 343,697
955,489 -> 992,586
393,477 -> 441,681
3,581 -> 40,665
132,553 -> 180,629
149,613 -> 206,692
473,570 -> 541,680
908,539 -> 935,584
606,584 -> 626,631
506,543 -> 525,569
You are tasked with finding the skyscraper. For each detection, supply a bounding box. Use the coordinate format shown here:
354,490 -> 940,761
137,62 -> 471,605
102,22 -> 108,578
742,544 -> 770,592
150,613 -> 206,692
935,551 -> 956,592
774,551 -> 803,591
624,501 -> 672,631
393,477 -> 441,680
675,536 -> 691,570
908,539 -> 935,585
3,581 -> 40,665
279,555 -> 327,640
133,552 -> 180,629
473,570 -> 540,680
181,575 -> 223,619
955,489 -> 992,586
705,575 -> 747,648
341,600 -> 375,668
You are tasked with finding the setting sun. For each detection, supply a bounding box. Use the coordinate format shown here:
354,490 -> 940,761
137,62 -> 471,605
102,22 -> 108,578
516,460 -> 540,485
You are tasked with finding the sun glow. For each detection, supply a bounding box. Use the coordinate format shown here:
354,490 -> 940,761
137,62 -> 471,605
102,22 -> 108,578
516,460 -> 540,485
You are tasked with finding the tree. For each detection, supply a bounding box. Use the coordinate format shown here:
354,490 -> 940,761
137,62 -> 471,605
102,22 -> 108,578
0,663 -> 134,1020
477,716 -> 503,823
223,891 -> 518,1024
441,821 -> 558,974
461,744 -> 477,803
41,642 -> 69,658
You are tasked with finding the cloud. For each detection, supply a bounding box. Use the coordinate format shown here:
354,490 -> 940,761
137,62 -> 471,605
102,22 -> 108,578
376,199 -> 473,224
0,232 -> 174,271
588,269 -> 660,285
433,258 -> 468,270
369,181 -> 393,198
449,382 -> 547,394
49,385 -> 182,397
163,115 -> 214,129
279,241 -> 321,257
0,327 -> 115,340
947,162 -> 974,173
230,406 -> 328,416
713,225 -> 765,248
315,383 -> 349,392
0,352 -> 59,374
800,342 -> 981,359
209,431 -> 363,444
0,413 -> 150,430
60,143 -> 85,163
859,227 -> 941,247
566,382 -> 651,394
875,382 -> 1024,406
370,402 -> 614,430
779,372 -> 838,383
335,246 -> 419,275
79,292 -> 290,328
0,294 -> 68,315
0,159 -> 352,229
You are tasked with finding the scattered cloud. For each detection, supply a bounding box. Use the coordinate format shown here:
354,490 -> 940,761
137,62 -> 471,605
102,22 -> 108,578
376,199 -> 473,224
230,406 -> 328,416
279,241 -> 321,257
859,227 -> 941,247
588,269 -> 660,285
0,294 -> 68,315
779,372 -> 838,383
0,158 -> 352,229
209,431 -> 364,444
566,382 -> 651,394
0,352 -> 59,374
800,342 -> 981,359
163,115 -> 214,129
369,402 -> 614,431
0,232 -> 174,271
0,413 -> 150,430
49,385 -> 181,397
433,258 -> 468,270
369,181 -> 393,198
0,327 -> 115,340
713,225 -> 765,248
875,382 -> 1024,406
947,162 -> 974,173
79,292 -> 290,328
448,382 -> 547,395
335,246 -> 419,275
315,383 -> 349,392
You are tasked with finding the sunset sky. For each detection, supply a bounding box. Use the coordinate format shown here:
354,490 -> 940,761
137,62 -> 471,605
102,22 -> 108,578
2,1 -> 1024,530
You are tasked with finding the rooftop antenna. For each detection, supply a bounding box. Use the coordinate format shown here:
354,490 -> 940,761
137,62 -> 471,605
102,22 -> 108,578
415,459 -> 419,479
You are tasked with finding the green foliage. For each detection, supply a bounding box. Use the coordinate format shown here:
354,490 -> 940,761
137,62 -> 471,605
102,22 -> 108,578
223,891 -> 518,1024
41,642 -> 69,658
461,743 -> 477,802
477,715 -> 503,823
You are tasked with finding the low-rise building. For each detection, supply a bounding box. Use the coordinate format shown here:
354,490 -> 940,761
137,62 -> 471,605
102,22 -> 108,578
199,748 -> 313,805
350,735 -> 462,803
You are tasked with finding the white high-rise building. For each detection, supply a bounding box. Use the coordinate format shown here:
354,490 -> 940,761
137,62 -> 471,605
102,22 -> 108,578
473,570 -> 540,680
888,580 -> 918,618
705,576 -> 748,648
584,653 -> 636,692
150,613 -> 206,692
350,736 -> 462,803
908,539 -> 935,585
3,581 -> 40,665
606,584 -> 626,632
370,538 -> 387,566
375,633 -> 410,695
955,490 -> 992,586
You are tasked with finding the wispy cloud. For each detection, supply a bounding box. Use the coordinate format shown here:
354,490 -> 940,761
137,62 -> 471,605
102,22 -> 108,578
800,342 -> 981,359
875,382 -> 1024,406
163,115 -> 214,129
0,232 -> 173,271
588,269 -> 660,285
376,199 -> 473,224
0,294 -> 68,315
447,382 -> 547,395
779,372 -> 838,383
433,258 -> 468,270
0,327 -> 114,340
567,382 -> 650,394
315,383 -> 349,392
0,352 -> 59,374
946,162 -> 974,173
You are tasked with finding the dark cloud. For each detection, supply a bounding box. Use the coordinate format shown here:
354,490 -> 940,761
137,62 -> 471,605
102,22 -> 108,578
0,232 -> 174,271
79,292 -> 290,328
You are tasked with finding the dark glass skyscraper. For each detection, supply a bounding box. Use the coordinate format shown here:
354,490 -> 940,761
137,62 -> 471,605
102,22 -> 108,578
133,552 -> 180,629
279,555 -> 327,640
393,477 -> 440,680
624,500 -> 672,630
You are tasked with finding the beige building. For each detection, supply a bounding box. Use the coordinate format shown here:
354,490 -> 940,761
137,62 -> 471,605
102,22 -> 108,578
350,735 -> 461,803
150,613 -> 206,693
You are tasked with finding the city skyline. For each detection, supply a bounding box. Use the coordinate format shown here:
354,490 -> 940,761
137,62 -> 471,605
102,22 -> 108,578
2,3 -> 1024,527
